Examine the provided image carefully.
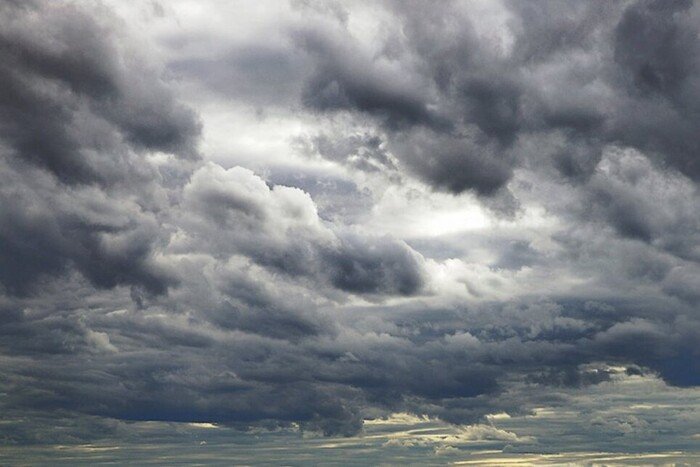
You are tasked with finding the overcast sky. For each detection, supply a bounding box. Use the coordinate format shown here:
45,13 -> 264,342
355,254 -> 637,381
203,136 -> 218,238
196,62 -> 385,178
1,0 -> 700,463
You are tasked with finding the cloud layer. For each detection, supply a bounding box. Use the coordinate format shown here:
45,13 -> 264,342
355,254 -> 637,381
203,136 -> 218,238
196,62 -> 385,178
1,0 -> 699,459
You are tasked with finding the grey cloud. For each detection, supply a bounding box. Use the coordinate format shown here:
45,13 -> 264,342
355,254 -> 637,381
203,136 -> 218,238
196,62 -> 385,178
2,0 -> 700,454
286,0 -> 700,203
293,3 -> 517,195
0,160 -> 176,296
299,132 -> 398,175
181,163 -> 426,297
296,26 -> 437,130
389,128 -> 513,195
663,265 -> 700,305
613,0 -> 696,97
575,148 -> 700,262
0,1 -> 200,185
322,234 -> 424,296
157,0 -> 700,204
609,0 -> 700,182
0,1 -> 200,296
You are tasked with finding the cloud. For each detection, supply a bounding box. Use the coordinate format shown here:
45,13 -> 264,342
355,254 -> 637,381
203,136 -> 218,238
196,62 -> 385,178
0,1 -> 200,184
582,148 -> 700,260
0,0 -> 200,296
181,162 -> 427,297
1,0 -> 700,456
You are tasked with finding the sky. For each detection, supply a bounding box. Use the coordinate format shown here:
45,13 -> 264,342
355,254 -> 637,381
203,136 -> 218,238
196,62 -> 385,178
1,0 -> 700,464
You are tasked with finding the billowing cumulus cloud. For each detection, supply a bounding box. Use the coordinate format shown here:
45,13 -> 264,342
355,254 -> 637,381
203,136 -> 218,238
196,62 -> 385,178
1,0 -> 700,462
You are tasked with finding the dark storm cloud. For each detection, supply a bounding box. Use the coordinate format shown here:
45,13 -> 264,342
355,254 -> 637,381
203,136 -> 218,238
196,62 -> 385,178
2,0 -> 700,450
295,26 -> 438,130
389,128 -> 513,195
0,0 -> 433,438
287,0 -> 700,200
0,1 -> 200,185
293,2 -> 517,195
598,0 -> 700,189
613,0 -> 696,98
0,159 -> 177,296
512,0 -> 700,184
562,148 -> 700,266
0,1 -> 200,296
322,233 -> 424,296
